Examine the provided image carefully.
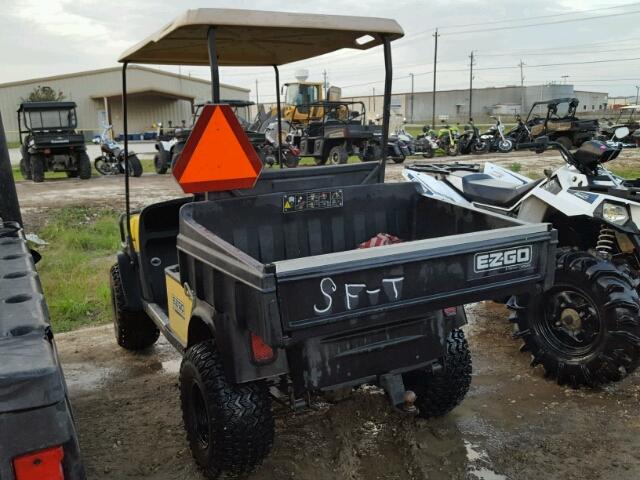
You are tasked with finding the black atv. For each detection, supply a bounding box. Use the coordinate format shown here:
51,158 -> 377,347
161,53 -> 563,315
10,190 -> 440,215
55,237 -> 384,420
17,102 -> 91,182
526,97 -> 598,150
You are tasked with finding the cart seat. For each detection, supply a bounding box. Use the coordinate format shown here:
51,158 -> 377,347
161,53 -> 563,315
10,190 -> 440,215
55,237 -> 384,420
452,172 -> 542,207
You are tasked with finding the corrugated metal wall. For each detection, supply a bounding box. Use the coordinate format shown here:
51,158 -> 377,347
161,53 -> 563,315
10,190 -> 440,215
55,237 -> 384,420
0,66 -> 249,142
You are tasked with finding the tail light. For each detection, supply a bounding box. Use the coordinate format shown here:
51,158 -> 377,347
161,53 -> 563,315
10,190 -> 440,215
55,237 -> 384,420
13,446 -> 64,480
290,147 -> 301,156
250,333 -> 274,363
443,306 -> 458,317
43,148 -> 51,155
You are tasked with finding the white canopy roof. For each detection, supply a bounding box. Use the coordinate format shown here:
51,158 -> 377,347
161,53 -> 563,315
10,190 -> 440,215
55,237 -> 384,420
118,8 -> 404,66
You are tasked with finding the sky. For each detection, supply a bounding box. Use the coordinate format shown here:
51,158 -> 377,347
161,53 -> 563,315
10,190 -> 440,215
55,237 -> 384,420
2,0 -> 640,101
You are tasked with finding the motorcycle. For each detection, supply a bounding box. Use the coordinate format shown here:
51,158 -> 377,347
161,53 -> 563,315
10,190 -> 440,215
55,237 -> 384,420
403,128 -> 640,388
457,120 -> 490,155
416,126 -> 439,158
481,116 -> 513,153
506,114 -> 533,146
93,125 -> 143,177
258,120 -> 300,168
435,121 -> 459,156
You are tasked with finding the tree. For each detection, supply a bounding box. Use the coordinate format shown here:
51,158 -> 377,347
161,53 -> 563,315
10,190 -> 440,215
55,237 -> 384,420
22,85 -> 65,102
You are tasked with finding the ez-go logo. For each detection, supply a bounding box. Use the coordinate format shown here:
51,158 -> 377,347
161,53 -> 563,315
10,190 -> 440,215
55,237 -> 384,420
474,245 -> 532,272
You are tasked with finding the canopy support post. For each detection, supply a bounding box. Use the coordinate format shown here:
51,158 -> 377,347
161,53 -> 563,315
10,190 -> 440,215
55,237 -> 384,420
274,65 -> 283,169
380,36 -> 393,183
121,62 -> 134,256
208,27 -> 221,103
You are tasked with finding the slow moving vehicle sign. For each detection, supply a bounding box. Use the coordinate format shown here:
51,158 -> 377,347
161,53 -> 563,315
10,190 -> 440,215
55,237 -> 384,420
172,104 -> 262,193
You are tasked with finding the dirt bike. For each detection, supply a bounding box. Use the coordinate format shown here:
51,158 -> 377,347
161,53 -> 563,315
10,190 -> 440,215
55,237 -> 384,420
403,131 -> 640,388
93,125 -> 143,177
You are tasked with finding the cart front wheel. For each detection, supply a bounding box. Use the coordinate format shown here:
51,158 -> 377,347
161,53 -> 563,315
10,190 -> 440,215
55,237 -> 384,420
31,154 -> 45,183
327,145 -> 348,165
180,341 -> 274,479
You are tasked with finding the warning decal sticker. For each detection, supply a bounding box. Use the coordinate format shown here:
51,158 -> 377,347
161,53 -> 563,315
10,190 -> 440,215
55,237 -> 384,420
282,190 -> 344,213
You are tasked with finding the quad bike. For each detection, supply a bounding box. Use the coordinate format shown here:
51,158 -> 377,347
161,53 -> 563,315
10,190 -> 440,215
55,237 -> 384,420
403,131 -> 640,387
481,116 -> 513,153
93,125 -> 143,177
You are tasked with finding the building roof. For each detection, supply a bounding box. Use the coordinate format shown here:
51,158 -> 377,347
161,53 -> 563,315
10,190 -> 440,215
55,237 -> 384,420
119,8 -> 404,66
0,65 -> 249,92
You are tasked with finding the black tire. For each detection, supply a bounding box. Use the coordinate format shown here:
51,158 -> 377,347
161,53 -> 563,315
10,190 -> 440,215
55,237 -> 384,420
445,142 -> 459,156
403,329 -> 472,418
471,141 -> 490,155
31,154 -> 45,183
283,150 -> 299,168
326,145 -> 348,165
421,146 -> 435,159
127,154 -> 143,177
154,152 -> 168,174
110,264 -> 159,351
497,139 -> 514,153
555,136 -> 573,151
314,156 -> 327,166
171,143 -> 185,169
180,341 -> 274,479
94,157 -> 111,175
363,144 -> 383,162
77,152 -> 92,179
510,249 -> 640,387
19,156 -> 32,180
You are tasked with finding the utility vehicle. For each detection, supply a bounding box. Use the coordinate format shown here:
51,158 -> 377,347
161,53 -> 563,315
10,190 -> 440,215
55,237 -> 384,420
599,105 -> 639,143
110,9 -> 556,478
526,97 -> 598,150
404,132 -> 640,387
288,100 -> 375,165
0,116 -> 85,479
17,101 -> 91,182
155,100 -> 258,173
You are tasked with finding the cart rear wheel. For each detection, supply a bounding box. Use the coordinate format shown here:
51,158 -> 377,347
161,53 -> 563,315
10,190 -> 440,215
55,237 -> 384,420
77,152 -> 92,179
180,341 -> 274,479
110,264 -> 159,350
327,145 -> 348,165
31,154 -> 45,183
314,157 -> 327,165
127,154 -> 144,177
402,329 -> 472,418
154,153 -> 168,174
19,156 -> 32,180
510,249 -> 640,387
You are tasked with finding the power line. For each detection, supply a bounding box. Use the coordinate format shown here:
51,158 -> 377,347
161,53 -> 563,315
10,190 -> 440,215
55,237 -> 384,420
437,1 -> 640,30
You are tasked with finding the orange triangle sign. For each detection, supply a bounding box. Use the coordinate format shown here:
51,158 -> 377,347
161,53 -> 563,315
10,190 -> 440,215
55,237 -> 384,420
172,104 -> 262,193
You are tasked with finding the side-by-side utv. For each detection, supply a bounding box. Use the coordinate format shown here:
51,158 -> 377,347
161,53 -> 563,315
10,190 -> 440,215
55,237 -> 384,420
17,102 -> 91,182
526,97 -> 598,150
110,9 -> 557,478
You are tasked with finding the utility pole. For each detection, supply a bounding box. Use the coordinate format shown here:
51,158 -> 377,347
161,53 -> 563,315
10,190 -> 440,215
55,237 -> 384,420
468,52 -> 473,120
410,73 -> 415,123
323,69 -> 328,99
432,28 -> 439,128
519,60 -> 525,115
373,87 -> 376,116
561,75 -> 569,84
635,85 -> 639,105
255,79 -> 259,105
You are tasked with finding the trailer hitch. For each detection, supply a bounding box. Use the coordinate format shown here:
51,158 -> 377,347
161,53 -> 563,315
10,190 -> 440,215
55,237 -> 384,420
378,373 -> 418,415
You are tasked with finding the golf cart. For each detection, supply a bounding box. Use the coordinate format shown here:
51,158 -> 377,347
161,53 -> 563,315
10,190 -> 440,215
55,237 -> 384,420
111,9 -> 556,478
600,105 -> 639,144
526,97 -> 598,150
154,100 -> 259,173
17,101 -> 91,182
287,100 -> 376,165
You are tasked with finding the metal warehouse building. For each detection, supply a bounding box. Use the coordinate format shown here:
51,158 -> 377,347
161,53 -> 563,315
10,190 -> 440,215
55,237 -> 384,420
0,66 -> 249,142
345,84 -> 608,124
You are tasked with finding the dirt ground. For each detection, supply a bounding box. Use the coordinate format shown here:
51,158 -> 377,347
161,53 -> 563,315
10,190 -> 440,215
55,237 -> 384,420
58,303 -> 640,480
16,153 -> 640,479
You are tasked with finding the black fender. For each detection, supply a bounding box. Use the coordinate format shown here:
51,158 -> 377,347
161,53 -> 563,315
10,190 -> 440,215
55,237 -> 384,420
187,299 -> 288,384
116,252 -> 143,311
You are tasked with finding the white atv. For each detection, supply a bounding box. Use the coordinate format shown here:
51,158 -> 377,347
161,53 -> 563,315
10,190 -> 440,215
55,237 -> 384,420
403,131 -> 640,387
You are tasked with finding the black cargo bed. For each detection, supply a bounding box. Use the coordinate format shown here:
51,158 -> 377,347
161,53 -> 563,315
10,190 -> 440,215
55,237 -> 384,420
178,182 -> 556,333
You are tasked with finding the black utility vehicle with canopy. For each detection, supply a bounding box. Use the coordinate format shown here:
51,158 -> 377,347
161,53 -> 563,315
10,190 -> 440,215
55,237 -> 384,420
17,101 -> 91,182
111,9 -> 557,478
287,100 -> 376,165
526,97 -> 598,150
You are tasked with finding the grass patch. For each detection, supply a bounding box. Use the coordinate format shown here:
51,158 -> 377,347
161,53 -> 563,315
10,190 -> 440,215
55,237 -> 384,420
34,207 -> 120,332
609,166 -> 640,179
509,162 -> 522,173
